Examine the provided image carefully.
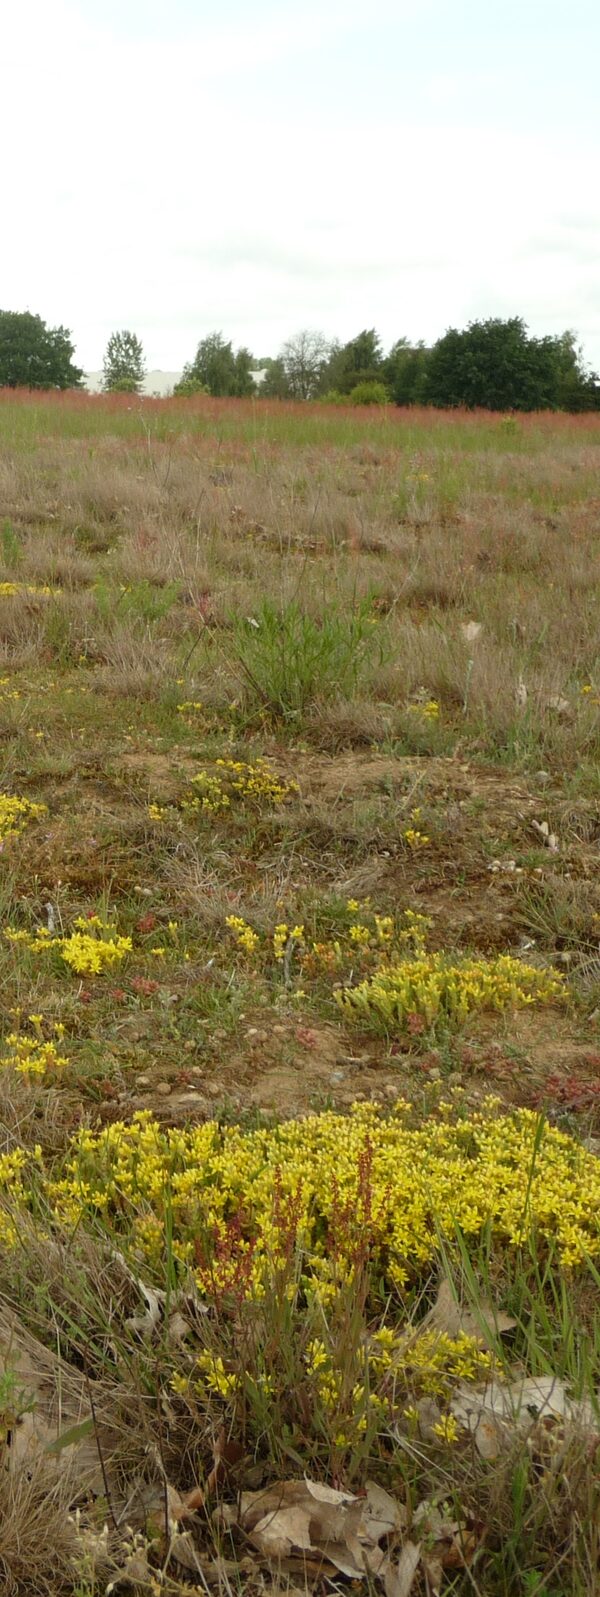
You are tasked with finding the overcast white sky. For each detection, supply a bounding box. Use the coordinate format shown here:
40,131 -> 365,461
2,0 -> 599,372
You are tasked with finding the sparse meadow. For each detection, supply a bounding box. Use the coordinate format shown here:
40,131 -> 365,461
0,391 -> 600,1594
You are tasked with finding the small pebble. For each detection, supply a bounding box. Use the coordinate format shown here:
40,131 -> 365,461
155,1081 -> 172,1097
136,1074 -> 151,1088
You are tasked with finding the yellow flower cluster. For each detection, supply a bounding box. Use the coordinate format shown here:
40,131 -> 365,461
4,915 -> 132,975
223,906 -> 430,980
225,914 -> 260,955
193,1351 -> 239,1399
273,922 -> 304,960
0,1147 -> 33,1248
0,793 -> 46,843
148,759 -> 297,825
61,928 -> 132,974
0,582 -> 54,598
0,677 -> 21,703
2,1016 -> 69,1076
187,758 -> 297,815
408,698 -> 440,720
304,1323 -> 490,1439
402,807 -> 430,849
402,826 -> 430,850
148,802 -> 169,822
336,952 -> 565,1032
43,1101 -> 600,1292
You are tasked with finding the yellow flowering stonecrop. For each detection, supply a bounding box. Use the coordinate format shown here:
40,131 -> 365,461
0,582 -> 54,598
220,902 -> 564,1035
1,1018 -> 69,1076
0,792 -> 46,843
6,1099 -> 599,1455
335,952 -> 565,1033
148,758 -> 298,825
225,914 -> 260,955
40,1101 -> 600,1293
4,914 -> 132,975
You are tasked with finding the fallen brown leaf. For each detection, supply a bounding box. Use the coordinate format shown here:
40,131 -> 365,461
427,1276 -> 516,1347
383,1540 -> 421,1597
226,1474 -> 410,1584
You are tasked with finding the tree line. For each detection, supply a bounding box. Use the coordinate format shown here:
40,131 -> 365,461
0,309 -> 598,412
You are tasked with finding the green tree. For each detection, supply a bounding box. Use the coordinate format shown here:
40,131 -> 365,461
258,356 -> 291,398
102,330 -> 145,394
552,331 -> 599,412
426,317 -> 567,411
384,339 -> 430,406
280,329 -> 330,399
0,310 -> 82,389
175,332 -> 255,398
323,328 -> 384,395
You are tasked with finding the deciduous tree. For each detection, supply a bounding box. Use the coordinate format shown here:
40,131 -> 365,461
0,310 -> 82,389
102,330 -> 146,394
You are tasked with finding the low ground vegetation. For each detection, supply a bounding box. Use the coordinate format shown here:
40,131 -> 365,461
0,393 -> 599,1593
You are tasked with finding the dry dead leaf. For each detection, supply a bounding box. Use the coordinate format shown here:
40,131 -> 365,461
249,1505 -> 315,1560
227,1474 -> 409,1583
0,1305 -> 116,1497
205,1424 -> 245,1493
126,1281 -> 163,1335
427,1276 -> 516,1347
383,1540 -> 421,1597
361,1479 -> 407,1539
303,1477 -> 357,1506
452,1371 -> 599,1451
181,1483 -> 206,1515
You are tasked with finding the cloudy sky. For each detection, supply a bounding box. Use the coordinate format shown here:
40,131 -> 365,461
3,0 -> 599,372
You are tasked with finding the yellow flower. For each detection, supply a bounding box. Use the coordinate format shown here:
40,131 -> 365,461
433,1413 -> 460,1443
0,793 -> 46,843
273,923 -> 289,961
226,915 -> 260,955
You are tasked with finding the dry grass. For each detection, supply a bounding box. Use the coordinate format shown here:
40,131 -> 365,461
0,393 -> 599,1593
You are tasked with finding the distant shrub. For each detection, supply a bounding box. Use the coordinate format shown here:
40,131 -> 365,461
318,389 -> 349,406
348,380 -> 390,406
108,375 -> 139,394
173,375 -> 209,397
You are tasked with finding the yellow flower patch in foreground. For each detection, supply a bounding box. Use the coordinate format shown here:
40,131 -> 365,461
44,1102 -> 600,1293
